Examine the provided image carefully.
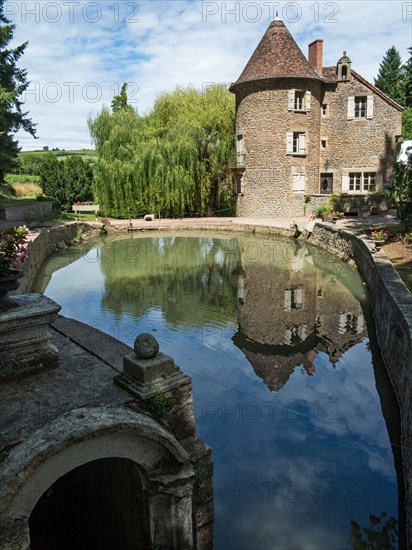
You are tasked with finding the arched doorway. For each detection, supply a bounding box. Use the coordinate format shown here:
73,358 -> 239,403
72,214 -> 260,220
0,408 -> 196,549
29,458 -> 150,550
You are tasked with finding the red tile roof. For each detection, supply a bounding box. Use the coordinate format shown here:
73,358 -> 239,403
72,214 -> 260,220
231,20 -> 319,88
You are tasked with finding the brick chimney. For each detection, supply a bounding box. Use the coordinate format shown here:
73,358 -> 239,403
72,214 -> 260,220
308,39 -> 323,76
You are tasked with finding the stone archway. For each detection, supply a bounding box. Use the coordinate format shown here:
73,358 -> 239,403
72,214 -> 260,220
29,457 -> 150,550
0,407 -> 195,549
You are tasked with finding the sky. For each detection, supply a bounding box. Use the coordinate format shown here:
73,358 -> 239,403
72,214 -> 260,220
6,0 -> 412,151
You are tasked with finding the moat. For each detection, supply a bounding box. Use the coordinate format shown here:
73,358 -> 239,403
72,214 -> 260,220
34,231 -> 401,549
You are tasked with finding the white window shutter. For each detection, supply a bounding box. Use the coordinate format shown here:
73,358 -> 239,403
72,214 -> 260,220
366,95 -> 374,119
286,132 -> 293,153
240,175 -> 244,194
292,173 -> 305,193
292,173 -> 299,192
347,96 -> 355,119
288,90 -> 295,111
305,91 -> 311,111
342,173 -> 349,192
298,133 -> 306,154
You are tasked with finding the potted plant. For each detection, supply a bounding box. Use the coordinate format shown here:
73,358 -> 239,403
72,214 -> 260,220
368,190 -> 385,215
314,204 -> 332,221
0,225 -> 28,308
370,229 -> 389,244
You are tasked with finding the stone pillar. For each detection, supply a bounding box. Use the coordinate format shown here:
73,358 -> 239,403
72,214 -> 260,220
114,334 -> 214,549
114,333 -> 195,439
0,294 -> 60,381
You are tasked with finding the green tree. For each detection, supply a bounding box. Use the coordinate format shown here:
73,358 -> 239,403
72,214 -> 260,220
392,146 -> 412,227
39,154 -> 93,211
111,83 -> 131,113
0,0 -> 36,182
89,85 -> 236,218
348,513 -> 398,549
403,47 -> 412,108
402,106 -> 412,140
374,46 -> 405,105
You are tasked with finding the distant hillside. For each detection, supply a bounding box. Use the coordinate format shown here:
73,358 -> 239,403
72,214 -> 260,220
19,150 -> 97,162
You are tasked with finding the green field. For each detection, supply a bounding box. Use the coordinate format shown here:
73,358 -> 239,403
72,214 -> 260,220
19,149 -> 97,163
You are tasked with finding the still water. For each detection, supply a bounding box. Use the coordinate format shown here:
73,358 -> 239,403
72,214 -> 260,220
34,232 -> 400,549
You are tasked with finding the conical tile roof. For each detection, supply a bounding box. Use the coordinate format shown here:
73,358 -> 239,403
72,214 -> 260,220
232,20 -> 319,88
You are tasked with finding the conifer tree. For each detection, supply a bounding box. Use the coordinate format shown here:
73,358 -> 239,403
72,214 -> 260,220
0,0 -> 36,181
403,47 -> 412,108
374,46 -> 405,105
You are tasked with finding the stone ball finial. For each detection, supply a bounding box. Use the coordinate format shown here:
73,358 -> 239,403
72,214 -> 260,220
134,333 -> 159,359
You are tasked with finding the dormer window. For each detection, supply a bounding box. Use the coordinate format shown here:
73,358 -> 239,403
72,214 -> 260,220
337,51 -> 351,80
288,90 -> 311,112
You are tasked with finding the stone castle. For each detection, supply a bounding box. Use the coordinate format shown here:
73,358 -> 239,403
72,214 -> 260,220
230,19 -> 403,218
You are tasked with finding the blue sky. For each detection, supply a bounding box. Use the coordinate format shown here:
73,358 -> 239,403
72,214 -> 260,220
6,0 -> 412,151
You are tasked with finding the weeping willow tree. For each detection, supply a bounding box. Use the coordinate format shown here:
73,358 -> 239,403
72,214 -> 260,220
88,85 -> 236,218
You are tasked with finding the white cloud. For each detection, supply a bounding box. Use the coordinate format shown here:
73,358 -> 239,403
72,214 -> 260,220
6,0 -> 411,150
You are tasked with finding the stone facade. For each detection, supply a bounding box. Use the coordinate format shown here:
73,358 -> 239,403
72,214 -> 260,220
231,20 -> 403,218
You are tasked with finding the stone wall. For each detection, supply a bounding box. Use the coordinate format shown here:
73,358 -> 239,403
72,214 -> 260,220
16,223 -> 96,295
235,78 -> 322,218
4,202 -> 54,221
308,222 -> 412,545
233,70 -> 402,218
321,75 -> 402,188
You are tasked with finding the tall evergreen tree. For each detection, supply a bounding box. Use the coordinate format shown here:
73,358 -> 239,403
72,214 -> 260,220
374,46 -> 405,105
403,47 -> 412,108
111,83 -> 132,113
0,0 -> 36,182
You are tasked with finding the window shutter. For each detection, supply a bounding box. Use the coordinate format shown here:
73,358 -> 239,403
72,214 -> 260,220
347,96 -> 355,119
305,91 -> 311,111
298,133 -> 306,154
286,132 -> 293,153
292,173 -> 305,193
342,173 -> 349,192
366,95 -> 374,119
288,90 -> 295,111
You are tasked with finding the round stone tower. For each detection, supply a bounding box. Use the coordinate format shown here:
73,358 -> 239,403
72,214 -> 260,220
230,19 -> 323,218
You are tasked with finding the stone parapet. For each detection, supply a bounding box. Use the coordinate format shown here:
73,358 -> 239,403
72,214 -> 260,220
0,294 -> 61,381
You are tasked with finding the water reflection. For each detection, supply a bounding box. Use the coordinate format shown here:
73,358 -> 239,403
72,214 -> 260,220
233,239 -> 367,392
34,233 -> 400,549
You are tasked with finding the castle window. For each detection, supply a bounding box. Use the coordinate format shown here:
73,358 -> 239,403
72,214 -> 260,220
284,286 -> 304,311
342,171 -> 377,193
349,172 -> 362,191
286,131 -> 306,155
321,104 -> 329,117
320,173 -> 333,194
294,91 -> 304,110
236,134 -> 244,166
236,172 -> 244,195
321,138 -> 327,150
363,172 -> 376,191
292,172 -> 305,193
348,95 -> 374,119
354,96 -> 366,118
288,90 -> 311,112
341,65 -> 348,79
